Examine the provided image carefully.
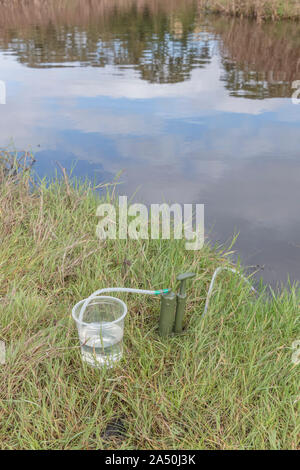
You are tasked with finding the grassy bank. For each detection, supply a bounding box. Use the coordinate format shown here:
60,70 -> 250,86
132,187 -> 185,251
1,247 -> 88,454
199,0 -> 300,20
0,158 -> 299,450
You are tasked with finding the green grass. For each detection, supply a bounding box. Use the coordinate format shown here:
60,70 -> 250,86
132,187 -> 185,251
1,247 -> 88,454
0,162 -> 299,450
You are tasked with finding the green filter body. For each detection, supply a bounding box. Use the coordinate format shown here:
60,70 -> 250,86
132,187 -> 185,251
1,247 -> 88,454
174,294 -> 186,333
159,291 -> 176,337
173,272 -> 196,334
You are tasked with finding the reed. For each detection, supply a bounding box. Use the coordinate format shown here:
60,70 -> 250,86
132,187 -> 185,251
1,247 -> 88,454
199,0 -> 300,20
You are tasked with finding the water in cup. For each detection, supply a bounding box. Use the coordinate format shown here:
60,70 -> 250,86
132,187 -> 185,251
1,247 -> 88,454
72,296 -> 127,369
80,323 -> 123,367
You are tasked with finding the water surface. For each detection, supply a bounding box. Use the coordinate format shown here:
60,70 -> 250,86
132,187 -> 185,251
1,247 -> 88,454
0,0 -> 299,286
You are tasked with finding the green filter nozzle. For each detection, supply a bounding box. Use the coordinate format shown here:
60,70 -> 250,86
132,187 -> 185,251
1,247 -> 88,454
159,290 -> 176,337
174,272 -> 196,333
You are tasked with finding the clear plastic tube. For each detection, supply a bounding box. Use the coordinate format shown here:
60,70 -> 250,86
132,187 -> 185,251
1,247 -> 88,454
78,287 -> 169,323
202,267 -> 257,317
77,267 -> 256,324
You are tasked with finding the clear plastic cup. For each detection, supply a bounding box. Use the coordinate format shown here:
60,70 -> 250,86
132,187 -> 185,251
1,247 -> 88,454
72,296 -> 127,368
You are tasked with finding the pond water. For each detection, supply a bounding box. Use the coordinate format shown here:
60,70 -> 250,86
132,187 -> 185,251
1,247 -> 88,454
0,0 -> 299,286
